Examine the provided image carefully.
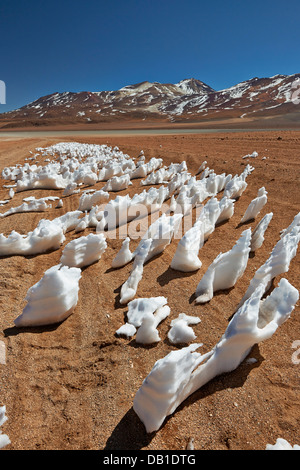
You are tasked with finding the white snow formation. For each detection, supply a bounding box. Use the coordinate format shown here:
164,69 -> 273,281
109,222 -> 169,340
0,211 -> 82,256
240,187 -> 268,223
102,174 -> 132,192
242,151 -> 258,159
0,219 -> 65,256
140,161 -> 188,186
78,189 -> 109,211
135,305 -> 170,344
96,186 -> 169,231
0,199 -> 10,206
111,237 -> 133,268
0,199 -> 51,218
168,313 -> 201,344
126,296 -> 168,327
14,264 -> 82,327
116,297 -> 170,344
250,212 -> 273,252
195,195 -> 235,243
223,164 -> 254,199
171,197 -> 235,272
119,238 -> 152,304
2,142 -> 137,192
0,406 -> 10,449
265,438 -> 300,450
239,213 -> 300,306
60,233 -> 107,268
135,213 -> 183,264
217,196 -> 235,224
115,322 -> 137,338
195,161 -> 207,175
170,219 -> 203,272
133,278 -> 299,433
195,228 -> 252,303
23,195 -> 60,203
1,141 -> 299,441
62,182 -> 80,196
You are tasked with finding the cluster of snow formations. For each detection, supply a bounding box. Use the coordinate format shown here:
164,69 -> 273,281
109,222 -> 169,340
266,438 -> 300,450
116,298 -> 201,346
142,160 -> 232,214
0,142 -> 201,261
130,157 -> 163,180
167,171 -> 191,196
0,406 -> 10,449
140,161 -> 188,186
14,264 -> 81,327
170,168 -> 239,257
60,233 -> 107,268
195,229 -> 252,303
250,212 -> 273,252
200,195 -> 235,240
1,142 -> 145,192
170,168 -> 233,214
97,186 -> 170,231
223,164 -> 254,199
162,168 -> 240,274
79,163 -> 236,236
133,278 -> 299,433
116,297 -> 170,345
116,213 -> 184,303
136,213 -> 183,263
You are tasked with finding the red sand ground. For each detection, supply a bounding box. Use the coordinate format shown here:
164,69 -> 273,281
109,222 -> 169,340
0,130 -> 299,450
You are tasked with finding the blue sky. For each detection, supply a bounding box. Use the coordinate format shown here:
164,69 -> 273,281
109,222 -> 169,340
0,0 -> 299,112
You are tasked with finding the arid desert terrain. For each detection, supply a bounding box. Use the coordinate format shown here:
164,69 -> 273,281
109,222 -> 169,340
0,129 -> 299,451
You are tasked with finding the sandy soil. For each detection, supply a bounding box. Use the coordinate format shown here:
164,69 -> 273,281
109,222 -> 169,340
0,110 -> 299,132
0,130 -> 299,451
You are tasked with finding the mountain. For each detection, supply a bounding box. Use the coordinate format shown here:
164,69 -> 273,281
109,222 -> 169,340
0,75 -> 299,128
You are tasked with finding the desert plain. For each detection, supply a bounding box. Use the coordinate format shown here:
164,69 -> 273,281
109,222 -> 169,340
0,128 -> 299,451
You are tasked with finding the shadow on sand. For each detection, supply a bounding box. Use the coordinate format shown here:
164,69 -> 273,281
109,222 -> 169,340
104,344 -> 263,450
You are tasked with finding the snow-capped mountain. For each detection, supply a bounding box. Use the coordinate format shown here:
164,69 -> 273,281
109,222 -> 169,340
0,74 -> 299,127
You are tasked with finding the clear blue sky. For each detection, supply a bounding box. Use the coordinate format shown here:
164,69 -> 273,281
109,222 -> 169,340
0,0 -> 299,112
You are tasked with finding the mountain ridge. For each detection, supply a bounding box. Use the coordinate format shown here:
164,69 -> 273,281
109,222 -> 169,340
1,74 -> 299,128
